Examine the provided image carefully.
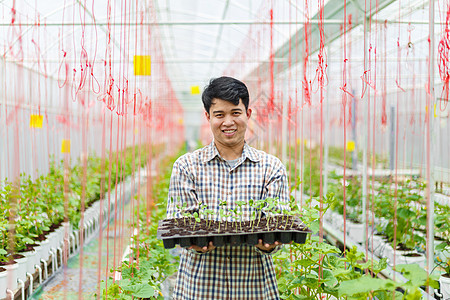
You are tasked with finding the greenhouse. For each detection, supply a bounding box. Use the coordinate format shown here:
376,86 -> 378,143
0,0 -> 449,299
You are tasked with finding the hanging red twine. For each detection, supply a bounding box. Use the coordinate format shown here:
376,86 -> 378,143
437,3 -> 450,106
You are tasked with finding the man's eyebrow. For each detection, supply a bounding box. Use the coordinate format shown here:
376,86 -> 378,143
212,108 -> 243,114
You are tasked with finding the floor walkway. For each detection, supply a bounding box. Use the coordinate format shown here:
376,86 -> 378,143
32,193 -> 136,299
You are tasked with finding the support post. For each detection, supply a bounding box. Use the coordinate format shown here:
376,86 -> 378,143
389,105 -> 396,171
426,0 -> 435,281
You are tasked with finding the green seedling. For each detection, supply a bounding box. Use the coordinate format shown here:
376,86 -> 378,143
218,199 -> 228,232
255,199 -> 266,227
274,209 -> 281,229
264,197 -> 277,231
235,200 -> 246,231
203,209 -> 214,228
192,212 -> 200,231
176,202 -> 188,225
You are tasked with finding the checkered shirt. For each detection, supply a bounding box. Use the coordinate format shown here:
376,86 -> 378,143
166,141 -> 290,300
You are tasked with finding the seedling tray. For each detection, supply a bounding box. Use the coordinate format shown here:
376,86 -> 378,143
157,216 -> 312,249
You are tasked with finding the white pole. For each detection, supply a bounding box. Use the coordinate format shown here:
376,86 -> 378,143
323,45 -> 331,199
361,0 -> 369,251
426,0 -> 435,280
282,78 -> 288,165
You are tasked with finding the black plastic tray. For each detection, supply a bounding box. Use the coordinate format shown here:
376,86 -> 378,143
156,219 -> 312,249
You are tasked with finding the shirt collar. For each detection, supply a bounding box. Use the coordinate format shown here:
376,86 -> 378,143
202,140 -> 261,163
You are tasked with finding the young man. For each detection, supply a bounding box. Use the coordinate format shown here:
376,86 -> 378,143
166,76 -> 289,300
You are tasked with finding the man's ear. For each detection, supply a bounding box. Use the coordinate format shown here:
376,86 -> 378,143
246,108 -> 252,119
205,111 -> 210,121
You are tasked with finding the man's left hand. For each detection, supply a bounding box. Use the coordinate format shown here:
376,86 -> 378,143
255,239 -> 280,253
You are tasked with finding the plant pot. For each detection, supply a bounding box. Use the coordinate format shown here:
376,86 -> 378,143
20,248 -> 37,275
0,268 -> 7,299
330,212 -> 344,231
396,252 -> 426,268
38,237 -> 51,261
368,233 -> 386,257
384,244 -> 425,268
0,262 -> 18,297
438,274 -> 450,300
55,223 -> 67,247
47,231 -> 60,252
346,220 -> 365,244
13,254 -> 28,284
435,239 -> 450,262
323,210 -> 333,224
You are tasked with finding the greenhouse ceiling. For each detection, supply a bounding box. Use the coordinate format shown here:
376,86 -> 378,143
0,0 -> 446,112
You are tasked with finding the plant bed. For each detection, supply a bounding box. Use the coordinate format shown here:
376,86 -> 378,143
157,216 -> 311,249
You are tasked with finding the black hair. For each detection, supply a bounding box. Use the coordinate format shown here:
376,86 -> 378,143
201,76 -> 250,113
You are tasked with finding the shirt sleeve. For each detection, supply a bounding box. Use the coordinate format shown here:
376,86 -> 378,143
166,156 -> 198,219
264,159 -> 290,213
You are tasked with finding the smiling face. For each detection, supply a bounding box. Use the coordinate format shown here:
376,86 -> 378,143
205,98 -> 252,159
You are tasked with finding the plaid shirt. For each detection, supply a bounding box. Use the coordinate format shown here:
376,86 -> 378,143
167,141 -> 289,300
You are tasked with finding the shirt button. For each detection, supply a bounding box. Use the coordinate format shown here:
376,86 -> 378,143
228,191 -> 232,195
227,256 -> 231,260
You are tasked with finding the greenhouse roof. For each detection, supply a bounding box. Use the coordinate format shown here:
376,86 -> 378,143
0,0 -> 446,112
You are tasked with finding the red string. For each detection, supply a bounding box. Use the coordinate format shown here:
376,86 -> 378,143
315,0 -> 328,103
302,0 -> 311,107
268,3 -> 275,114
438,2 -> 450,105
381,21 -> 388,126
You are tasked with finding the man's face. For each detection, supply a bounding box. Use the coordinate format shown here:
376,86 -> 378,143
205,98 -> 251,150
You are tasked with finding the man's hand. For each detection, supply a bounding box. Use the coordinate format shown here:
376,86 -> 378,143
255,239 -> 280,253
189,241 -> 215,253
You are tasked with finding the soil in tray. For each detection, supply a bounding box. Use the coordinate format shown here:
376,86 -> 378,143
158,215 -> 311,248
160,216 -> 306,236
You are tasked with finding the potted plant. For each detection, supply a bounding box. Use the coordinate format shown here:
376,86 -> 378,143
379,185 -> 426,267
436,242 -> 450,299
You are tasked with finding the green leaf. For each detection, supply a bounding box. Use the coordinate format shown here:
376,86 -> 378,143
338,275 -> 397,297
292,258 -> 315,268
22,237 -> 34,245
373,290 -> 403,300
436,242 -> 449,252
0,249 -> 7,255
395,264 -> 439,290
322,269 -> 337,286
129,284 -> 155,297
332,268 -> 352,277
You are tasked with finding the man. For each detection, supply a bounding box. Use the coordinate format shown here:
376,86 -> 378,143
166,76 -> 289,300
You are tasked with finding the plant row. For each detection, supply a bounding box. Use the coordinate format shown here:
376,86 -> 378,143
0,144 -> 151,264
100,149 -> 183,299
100,146 -> 439,299
291,145 -> 450,297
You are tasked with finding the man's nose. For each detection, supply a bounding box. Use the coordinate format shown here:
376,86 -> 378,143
223,115 -> 234,126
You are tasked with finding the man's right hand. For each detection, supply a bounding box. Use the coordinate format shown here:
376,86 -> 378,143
189,241 -> 215,253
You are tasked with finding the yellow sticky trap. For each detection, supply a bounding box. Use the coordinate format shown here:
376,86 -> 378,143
191,86 -> 200,95
434,104 -> 437,118
61,139 -> 71,153
30,115 -> 43,128
133,55 -> 151,76
178,118 -> 184,125
346,140 -> 355,152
